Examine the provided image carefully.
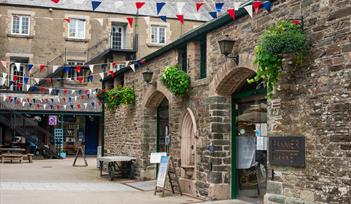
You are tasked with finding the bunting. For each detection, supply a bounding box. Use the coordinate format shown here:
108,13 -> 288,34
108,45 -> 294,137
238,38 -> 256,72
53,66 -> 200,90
159,16 -> 167,22
130,64 -> 135,72
91,0 -> 102,11
89,64 -> 94,73
27,64 -> 33,71
234,2 -> 242,10
135,2 -> 145,10
15,63 -> 21,72
227,9 -> 236,20
51,0 -> 60,3
176,2 -> 186,13
196,2 -> 204,12
263,1 -> 272,12
215,2 -> 224,13
156,2 -> 166,15
176,15 -> 184,24
244,5 -> 253,18
127,17 -> 134,28
253,1 -> 262,14
209,11 -> 217,19
40,64 -> 45,72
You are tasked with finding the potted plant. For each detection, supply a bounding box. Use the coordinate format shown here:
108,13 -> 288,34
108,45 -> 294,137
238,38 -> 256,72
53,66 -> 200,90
160,65 -> 190,97
248,20 -> 309,97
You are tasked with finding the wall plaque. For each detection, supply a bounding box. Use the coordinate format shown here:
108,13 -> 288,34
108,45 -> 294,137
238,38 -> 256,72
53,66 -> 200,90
269,136 -> 305,167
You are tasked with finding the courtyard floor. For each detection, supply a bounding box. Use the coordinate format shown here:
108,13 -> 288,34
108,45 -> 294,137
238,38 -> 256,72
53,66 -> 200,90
0,157 -> 251,204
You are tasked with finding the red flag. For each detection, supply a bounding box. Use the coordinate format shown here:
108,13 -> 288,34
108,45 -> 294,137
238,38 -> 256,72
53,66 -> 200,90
18,82 -> 22,89
13,75 -> 18,81
77,76 -> 83,84
227,9 -> 236,20
77,104 -> 81,109
40,87 -> 45,93
196,2 -> 204,12
127,17 -> 134,28
64,89 -> 68,95
81,95 -> 85,99
51,0 -> 60,3
85,90 -> 89,94
46,78 -> 51,83
253,1 -> 262,14
37,104 -> 40,108
63,98 -> 66,102
135,2 -> 145,9
98,101 -> 102,106
64,18 -> 70,23
56,105 -> 60,110
176,15 -> 184,24
76,65 -> 82,73
40,64 -> 45,72
108,70 -> 115,78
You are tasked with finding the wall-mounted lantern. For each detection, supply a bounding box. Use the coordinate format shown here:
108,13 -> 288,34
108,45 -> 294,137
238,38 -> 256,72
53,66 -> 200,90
218,35 -> 239,65
142,67 -> 153,84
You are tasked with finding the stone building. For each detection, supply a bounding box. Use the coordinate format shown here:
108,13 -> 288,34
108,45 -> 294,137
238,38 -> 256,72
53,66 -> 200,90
103,0 -> 350,203
0,0 -> 214,155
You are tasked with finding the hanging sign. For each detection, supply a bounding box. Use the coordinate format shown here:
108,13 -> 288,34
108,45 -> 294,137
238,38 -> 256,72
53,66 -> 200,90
269,136 -> 305,167
48,115 -> 58,126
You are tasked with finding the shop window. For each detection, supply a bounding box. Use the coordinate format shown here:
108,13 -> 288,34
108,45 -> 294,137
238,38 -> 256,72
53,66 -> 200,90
68,18 -> 86,39
12,15 -> 30,35
151,25 -> 166,45
199,36 -> 207,79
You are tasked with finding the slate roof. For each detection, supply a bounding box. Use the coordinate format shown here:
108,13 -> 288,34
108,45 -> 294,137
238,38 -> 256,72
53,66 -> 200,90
0,0 -> 240,21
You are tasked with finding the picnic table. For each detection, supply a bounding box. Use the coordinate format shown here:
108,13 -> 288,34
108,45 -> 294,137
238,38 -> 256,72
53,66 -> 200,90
0,148 -> 33,163
97,156 -> 136,181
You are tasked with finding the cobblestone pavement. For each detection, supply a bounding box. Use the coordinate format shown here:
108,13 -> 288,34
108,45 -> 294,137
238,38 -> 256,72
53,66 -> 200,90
0,157 -> 251,204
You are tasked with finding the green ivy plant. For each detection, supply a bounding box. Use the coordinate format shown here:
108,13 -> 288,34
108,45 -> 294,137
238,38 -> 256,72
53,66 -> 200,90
248,20 -> 309,97
97,86 -> 136,111
160,65 -> 190,97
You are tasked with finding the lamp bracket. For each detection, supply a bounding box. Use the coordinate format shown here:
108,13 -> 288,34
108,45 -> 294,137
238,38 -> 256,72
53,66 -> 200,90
225,54 -> 239,65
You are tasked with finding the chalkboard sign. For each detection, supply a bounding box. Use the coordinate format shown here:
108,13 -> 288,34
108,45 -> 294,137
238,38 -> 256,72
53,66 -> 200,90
156,156 -> 170,188
269,136 -> 305,167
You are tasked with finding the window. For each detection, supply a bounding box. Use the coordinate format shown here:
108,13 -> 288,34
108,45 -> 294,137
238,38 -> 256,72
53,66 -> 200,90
199,36 -> 207,79
12,15 -> 30,35
111,25 -> 126,49
68,19 -> 86,39
151,26 -> 166,44
10,57 -> 29,92
178,45 -> 187,72
67,61 -> 86,81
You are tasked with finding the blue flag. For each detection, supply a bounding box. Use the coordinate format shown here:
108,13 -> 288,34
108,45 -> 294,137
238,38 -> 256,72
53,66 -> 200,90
263,1 -> 272,12
91,0 -> 102,11
156,2 -> 166,15
209,11 -> 217,19
159,15 -> 167,22
27,64 -> 33,71
64,66 -> 70,73
24,75 -> 29,84
215,2 -> 224,13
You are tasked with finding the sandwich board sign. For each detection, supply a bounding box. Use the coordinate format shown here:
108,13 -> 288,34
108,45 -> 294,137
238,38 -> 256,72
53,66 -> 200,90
156,155 -> 170,188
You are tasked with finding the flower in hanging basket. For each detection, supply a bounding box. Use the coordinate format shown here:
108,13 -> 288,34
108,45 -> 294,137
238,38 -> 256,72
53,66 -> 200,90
160,65 -> 190,97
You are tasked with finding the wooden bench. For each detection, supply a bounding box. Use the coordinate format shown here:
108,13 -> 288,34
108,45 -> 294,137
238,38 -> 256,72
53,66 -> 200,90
23,154 -> 34,163
0,154 -> 23,163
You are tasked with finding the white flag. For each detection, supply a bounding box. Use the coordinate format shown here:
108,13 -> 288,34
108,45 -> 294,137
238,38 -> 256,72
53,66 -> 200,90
114,1 -> 123,9
74,96 -> 78,102
53,65 -> 60,72
3,95 -> 6,102
43,104 -> 47,109
177,2 -> 186,13
26,84 -> 31,91
34,78 -> 40,84
0,77 -> 6,86
63,105 -> 67,110
125,61 -> 130,68
49,88 -> 53,94
20,97 -> 23,102
57,98 -> 60,103
89,64 -> 94,73
99,72 -> 104,80
89,89 -> 92,94
22,102 -> 26,107
15,63 -> 21,72
194,13 -> 201,20
84,103 -> 88,109
71,90 -> 75,94
244,5 -> 253,18
130,64 -> 135,72
234,2 -> 242,10
3,73 -> 7,78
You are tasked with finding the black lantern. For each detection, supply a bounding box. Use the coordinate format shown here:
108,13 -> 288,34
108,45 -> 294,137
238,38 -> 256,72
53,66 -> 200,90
218,35 -> 239,65
142,68 -> 153,84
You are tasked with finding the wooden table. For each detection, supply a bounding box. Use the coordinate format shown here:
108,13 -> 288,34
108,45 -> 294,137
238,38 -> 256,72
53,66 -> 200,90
0,148 -> 30,163
97,156 -> 136,181
0,148 -> 26,154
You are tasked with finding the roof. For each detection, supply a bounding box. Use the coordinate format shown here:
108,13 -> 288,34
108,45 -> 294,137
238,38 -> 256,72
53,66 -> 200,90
0,0 -> 237,22
102,0 -> 254,82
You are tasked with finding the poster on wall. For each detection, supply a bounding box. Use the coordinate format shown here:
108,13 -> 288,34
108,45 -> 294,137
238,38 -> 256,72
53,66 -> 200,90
48,115 -> 58,126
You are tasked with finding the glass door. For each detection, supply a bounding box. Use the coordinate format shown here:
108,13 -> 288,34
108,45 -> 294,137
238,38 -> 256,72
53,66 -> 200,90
111,25 -> 124,49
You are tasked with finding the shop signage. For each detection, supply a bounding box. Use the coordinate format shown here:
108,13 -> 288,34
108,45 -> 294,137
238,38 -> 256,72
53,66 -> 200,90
48,115 -> 58,126
156,155 -> 170,188
269,136 -> 305,167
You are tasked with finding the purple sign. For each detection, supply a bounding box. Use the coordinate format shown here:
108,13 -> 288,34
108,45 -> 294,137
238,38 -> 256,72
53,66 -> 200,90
48,115 -> 58,126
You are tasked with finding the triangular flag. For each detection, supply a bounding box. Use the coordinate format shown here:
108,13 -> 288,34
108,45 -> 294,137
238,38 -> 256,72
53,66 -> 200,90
196,2 -> 204,12
0,77 -> 6,86
156,2 -> 166,15
99,72 -> 104,80
108,70 -> 115,78
244,5 -> 253,18
77,76 -> 83,84
53,65 -> 60,72
49,88 -> 53,94
159,16 -> 167,22
74,96 -> 78,102
263,1 -> 272,12
40,87 -> 45,93
51,0 -> 60,3
34,78 -> 40,84
64,89 -> 68,95
0,61 -> 6,69
76,65 -> 82,73
3,73 -> 7,78
84,103 -> 88,109
176,15 -> 184,24
63,105 -> 67,110
64,66 -> 70,73
46,78 -> 51,83
18,82 -> 22,90
215,2 -> 224,13
40,64 -> 45,72
64,18 -> 70,23
13,75 -> 18,81
253,1 -> 262,14
89,64 -> 94,73
209,11 -> 217,19
176,2 -> 186,13
24,75 -> 29,84
71,90 -> 75,94
77,104 -> 81,109
127,17 -> 134,28
26,84 -> 31,91
88,75 -> 94,82
15,63 -> 21,72
91,0 -> 102,11
43,104 -> 47,109
234,2 -> 242,10
27,64 -> 33,71
22,102 -> 26,107
227,8 -> 236,20
110,62 -> 116,70
135,2 -> 145,10
130,64 -> 136,72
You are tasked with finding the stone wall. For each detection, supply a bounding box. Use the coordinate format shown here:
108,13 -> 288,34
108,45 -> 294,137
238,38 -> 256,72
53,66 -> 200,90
104,0 -> 351,202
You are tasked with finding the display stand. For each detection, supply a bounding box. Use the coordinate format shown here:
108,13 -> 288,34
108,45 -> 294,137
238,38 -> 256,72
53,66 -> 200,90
72,143 -> 88,167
